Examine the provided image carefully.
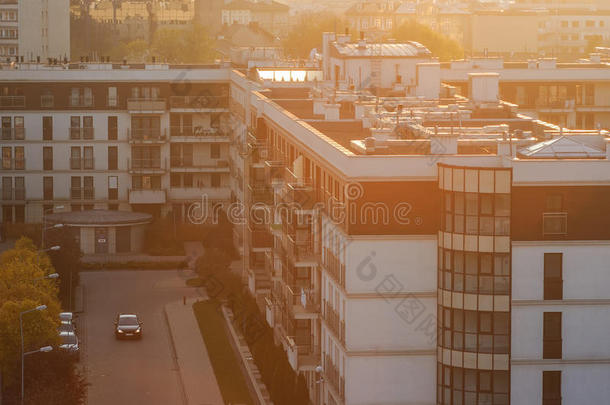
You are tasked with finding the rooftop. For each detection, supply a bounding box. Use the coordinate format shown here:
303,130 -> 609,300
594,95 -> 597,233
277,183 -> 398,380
332,42 -> 432,58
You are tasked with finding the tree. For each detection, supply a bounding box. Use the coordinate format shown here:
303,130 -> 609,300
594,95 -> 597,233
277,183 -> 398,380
152,24 -> 217,63
47,229 -> 82,309
284,12 -> 346,58
195,248 -> 231,280
392,20 -> 464,61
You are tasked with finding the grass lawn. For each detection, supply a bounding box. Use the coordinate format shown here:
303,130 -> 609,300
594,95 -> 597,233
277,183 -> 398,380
193,300 -> 253,405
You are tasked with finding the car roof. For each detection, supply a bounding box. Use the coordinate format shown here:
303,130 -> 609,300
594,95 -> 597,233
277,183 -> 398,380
118,313 -> 137,318
58,331 -> 76,336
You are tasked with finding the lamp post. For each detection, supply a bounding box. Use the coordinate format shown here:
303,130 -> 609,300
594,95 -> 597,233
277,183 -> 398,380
32,273 -> 59,282
20,305 -> 47,405
41,205 -> 64,248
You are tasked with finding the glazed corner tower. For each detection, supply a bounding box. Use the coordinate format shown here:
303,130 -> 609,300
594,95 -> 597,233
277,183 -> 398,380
437,164 -> 512,405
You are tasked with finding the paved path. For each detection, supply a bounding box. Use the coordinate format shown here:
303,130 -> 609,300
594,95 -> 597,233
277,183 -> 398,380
81,269 -> 218,405
166,297 -> 223,405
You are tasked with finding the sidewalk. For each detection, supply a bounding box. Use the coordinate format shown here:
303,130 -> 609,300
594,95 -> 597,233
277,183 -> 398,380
165,297 -> 223,405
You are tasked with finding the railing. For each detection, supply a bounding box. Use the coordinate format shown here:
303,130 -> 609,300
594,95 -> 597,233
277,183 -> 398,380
169,95 -> 229,109
248,140 -> 269,165
1,127 -> 25,140
70,158 -> 95,170
0,96 -> 25,108
285,285 -> 320,316
285,234 -> 315,263
69,95 -> 94,108
323,247 -> 346,288
1,158 -> 25,170
128,128 -> 166,142
70,188 -> 95,200
128,188 -> 167,204
1,188 -> 25,200
127,98 -> 166,111
106,97 -> 120,109
170,157 -> 229,169
40,95 -> 54,108
323,300 -> 345,345
169,126 -> 228,138
69,127 -> 95,140
248,183 -> 273,205
324,354 -> 345,401
128,158 -> 166,171
265,160 -> 285,185
542,212 -> 568,236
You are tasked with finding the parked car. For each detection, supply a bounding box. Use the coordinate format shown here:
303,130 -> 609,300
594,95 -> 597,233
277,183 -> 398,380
57,322 -> 75,334
58,331 -> 80,360
114,314 -> 143,339
59,311 -> 76,332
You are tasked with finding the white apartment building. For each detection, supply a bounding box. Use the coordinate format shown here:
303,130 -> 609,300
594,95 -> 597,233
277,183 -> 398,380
0,0 -> 70,61
0,63 -> 232,241
440,56 -> 610,130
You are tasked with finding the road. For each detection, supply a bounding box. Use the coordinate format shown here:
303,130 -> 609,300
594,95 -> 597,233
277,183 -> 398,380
80,269 -> 199,405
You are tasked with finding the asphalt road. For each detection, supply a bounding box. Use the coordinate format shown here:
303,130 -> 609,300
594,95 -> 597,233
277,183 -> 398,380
80,269 -> 199,405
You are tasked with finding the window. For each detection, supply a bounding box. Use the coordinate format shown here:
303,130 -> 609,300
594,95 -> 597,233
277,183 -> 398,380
83,146 -> 94,169
43,146 -> 53,170
43,116 -> 52,140
83,116 -> 93,139
1,116 -> 10,140
14,146 -> 23,169
1,147 -> 10,169
543,371 -> 561,405
14,116 -> 23,139
108,176 -> 118,200
1,176 -> 11,200
83,176 -> 94,200
543,312 -> 562,359
14,204 -> 24,223
71,147 -> 81,169
108,116 -> 118,140
70,116 -> 81,139
108,146 -> 118,170
571,21 -> 579,28
71,177 -> 81,199
43,176 -> 53,200
210,144 -> 220,159
211,173 -> 221,188
108,87 -> 118,107
14,176 -> 24,200
544,253 -> 563,300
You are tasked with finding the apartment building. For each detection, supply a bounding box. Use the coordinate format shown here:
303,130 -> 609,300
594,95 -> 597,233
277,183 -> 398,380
232,36 -> 610,405
0,0 -> 70,61
440,56 -> 610,130
0,62 -> 232,229
220,0 -> 290,36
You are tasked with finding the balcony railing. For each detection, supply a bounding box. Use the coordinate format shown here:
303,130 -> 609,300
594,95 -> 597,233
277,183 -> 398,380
69,95 -> 95,108
169,95 -> 229,109
69,127 -> 95,140
1,127 -> 25,140
265,160 -> 285,185
0,96 -> 25,108
70,158 -> 95,170
128,188 -> 167,204
285,285 -> 320,317
127,98 -> 166,112
128,158 -> 166,172
323,247 -> 346,288
323,300 -> 345,345
1,158 -> 25,170
170,156 -> 229,170
40,95 -> 54,108
284,234 -> 315,263
169,126 -> 228,139
324,354 -> 345,401
128,128 -> 166,142
249,227 -> 273,249
70,188 -> 95,200
543,212 -> 568,236
1,188 -> 25,200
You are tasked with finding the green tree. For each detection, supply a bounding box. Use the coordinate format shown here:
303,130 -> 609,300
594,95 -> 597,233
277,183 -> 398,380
392,20 -> 464,61
284,12 -> 346,58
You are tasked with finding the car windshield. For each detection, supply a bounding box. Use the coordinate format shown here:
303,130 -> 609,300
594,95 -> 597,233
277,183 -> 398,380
60,334 -> 77,345
118,315 -> 138,326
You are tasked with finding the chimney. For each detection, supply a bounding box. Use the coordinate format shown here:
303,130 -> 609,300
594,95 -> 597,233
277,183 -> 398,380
324,103 -> 341,120
468,73 -> 500,104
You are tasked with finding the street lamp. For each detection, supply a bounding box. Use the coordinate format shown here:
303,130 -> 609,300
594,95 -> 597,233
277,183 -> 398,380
20,305 -> 47,405
32,273 -> 59,282
41,205 -> 64,248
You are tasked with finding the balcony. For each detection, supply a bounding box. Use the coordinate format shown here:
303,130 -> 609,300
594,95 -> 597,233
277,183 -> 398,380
248,183 -> 273,205
69,95 -> 94,108
323,247 -> 346,288
70,158 -> 95,170
127,158 -> 167,174
284,234 -> 316,264
1,158 -> 25,170
167,187 -> 231,201
70,188 -> 95,200
69,127 -> 95,140
543,212 -> 568,236
169,95 -> 229,111
265,160 -> 285,186
1,127 -> 25,140
286,337 -> 320,372
128,128 -> 166,143
0,96 -> 25,109
40,95 -> 54,108
170,157 -> 230,172
249,226 -> 273,250
169,126 -> 230,142
282,171 -> 316,210
127,98 -> 166,113
285,285 -> 320,320
128,188 -> 167,204
324,354 -> 345,401
264,250 -> 281,280
323,300 -> 345,345
1,188 -> 25,201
